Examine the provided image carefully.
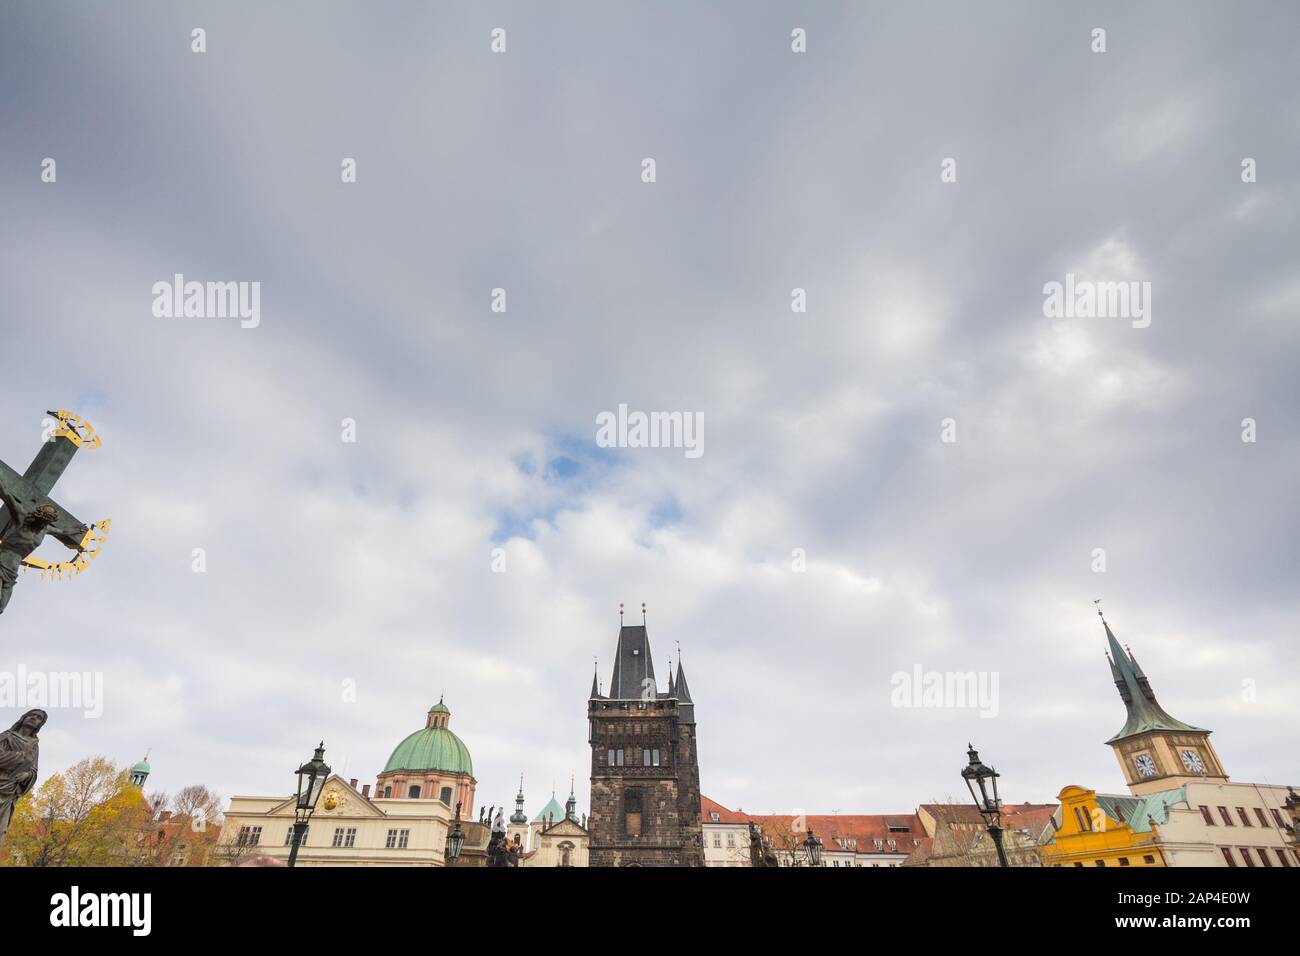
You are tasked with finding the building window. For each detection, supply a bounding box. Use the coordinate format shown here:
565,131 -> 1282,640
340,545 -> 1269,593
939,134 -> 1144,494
642,749 -> 651,766
1220,847 -> 1237,866
726,832 -> 735,847
1217,806 -> 1233,826
440,786 -> 453,804
1270,808 -> 1286,828
283,826 -> 297,846
1074,862 -> 1084,867
1253,807 -> 1269,827
713,833 -> 721,847
408,785 -> 421,799
560,843 -> 573,867
1094,860 -> 1105,867
1199,805 -> 1215,825
1276,849 -> 1292,868
1239,847 -> 1255,867
710,812 -> 720,823
332,827 -> 345,847
397,829 -> 410,849
1073,807 -> 1088,832
237,825 -> 262,847
607,749 -> 615,766
383,786 -> 391,798
344,827 -> 356,848
1118,857 -> 1130,866
385,829 -> 398,849
624,790 -> 642,837
651,749 -> 660,766
1236,807 -> 1251,827
1256,848 -> 1272,868
1143,855 -> 1155,864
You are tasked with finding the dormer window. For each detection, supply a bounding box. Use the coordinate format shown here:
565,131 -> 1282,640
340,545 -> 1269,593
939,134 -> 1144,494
710,812 -> 720,823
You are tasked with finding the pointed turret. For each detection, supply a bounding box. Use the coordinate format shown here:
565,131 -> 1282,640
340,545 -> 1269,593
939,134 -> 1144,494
590,660 -> 602,700
674,657 -> 694,724
1101,614 -> 1206,744
510,773 -> 528,825
565,775 -> 577,821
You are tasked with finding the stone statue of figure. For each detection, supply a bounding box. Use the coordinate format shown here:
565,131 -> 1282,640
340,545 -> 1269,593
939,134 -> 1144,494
0,499 -> 70,615
0,709 -> 47,838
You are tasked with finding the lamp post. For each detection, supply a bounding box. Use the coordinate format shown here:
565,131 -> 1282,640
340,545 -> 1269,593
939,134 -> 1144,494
962,743 -> 1008,867
288,741 -> 331,868
802,828 -> 824,867
445,802 -> 466,863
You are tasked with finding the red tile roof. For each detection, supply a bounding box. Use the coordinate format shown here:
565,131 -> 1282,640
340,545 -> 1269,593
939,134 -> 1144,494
701,796 -> 924,855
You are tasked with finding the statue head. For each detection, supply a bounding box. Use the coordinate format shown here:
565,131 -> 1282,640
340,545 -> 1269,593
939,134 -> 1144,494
9,709 -> 47,736
27,504 -> 59,529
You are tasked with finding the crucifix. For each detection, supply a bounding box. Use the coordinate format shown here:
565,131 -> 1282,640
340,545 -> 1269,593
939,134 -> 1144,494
0,410 -> 111,616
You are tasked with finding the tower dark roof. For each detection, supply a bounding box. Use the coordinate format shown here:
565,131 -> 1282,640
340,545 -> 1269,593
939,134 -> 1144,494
674,659 -> 693,703
1102,617 -> 1207,744
608,624 -> 656,700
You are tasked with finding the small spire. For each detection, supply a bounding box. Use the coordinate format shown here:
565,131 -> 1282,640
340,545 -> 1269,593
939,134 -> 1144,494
590,657 -> 601,699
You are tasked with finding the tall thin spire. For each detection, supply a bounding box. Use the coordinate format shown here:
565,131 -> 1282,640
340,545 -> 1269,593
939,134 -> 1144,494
590,657 -> 601,699
510,773 -> 527,824
1100,609 -> 1206,744
565,773 -> 577,821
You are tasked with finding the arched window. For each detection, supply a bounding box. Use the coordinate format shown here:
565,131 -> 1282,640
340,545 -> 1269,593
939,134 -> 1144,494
440,786 -> 453,804
559,842 -> 574,867
408,785 -> 421,799
383,786 -> 392,798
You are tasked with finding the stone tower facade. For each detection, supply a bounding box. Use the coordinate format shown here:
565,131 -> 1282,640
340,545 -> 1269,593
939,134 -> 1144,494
587,621 -> 704,866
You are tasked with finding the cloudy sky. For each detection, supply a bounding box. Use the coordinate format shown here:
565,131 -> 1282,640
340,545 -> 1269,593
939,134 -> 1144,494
2,2 -> 1296,819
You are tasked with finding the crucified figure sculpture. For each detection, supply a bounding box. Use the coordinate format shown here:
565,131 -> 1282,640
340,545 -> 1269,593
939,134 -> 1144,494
0,410 -> 110,617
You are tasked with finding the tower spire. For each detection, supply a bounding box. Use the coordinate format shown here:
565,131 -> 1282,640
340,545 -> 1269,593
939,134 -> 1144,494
510,773 -> 527,824
1099,610 -> 1207,744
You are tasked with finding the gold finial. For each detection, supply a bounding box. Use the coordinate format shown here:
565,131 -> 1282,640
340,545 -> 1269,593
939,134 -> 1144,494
641,601 -> 647,623
619,602 -> 624,622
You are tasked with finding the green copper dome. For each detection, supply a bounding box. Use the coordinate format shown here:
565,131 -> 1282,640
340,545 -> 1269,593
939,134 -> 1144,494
130,758 -> 150,774
381,698 -> 473,776
534,794 -> 565,823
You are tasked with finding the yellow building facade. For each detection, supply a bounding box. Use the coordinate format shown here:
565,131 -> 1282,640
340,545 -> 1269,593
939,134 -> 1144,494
1042,785 -> 1167,868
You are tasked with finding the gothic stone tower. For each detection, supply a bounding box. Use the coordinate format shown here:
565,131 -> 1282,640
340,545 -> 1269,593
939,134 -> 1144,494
587,619 -> 704,866
1101,612 -> 1228,796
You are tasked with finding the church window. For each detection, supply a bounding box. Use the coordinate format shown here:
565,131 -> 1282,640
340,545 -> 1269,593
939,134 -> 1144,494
1217,806 -> 1233,826
408,785 -> 421,799
1235,807 -> 1251,827
383,786 -> 392,798
624,790 -> 642,836
560,843 -> 573,867
1199,805 -> 1215,825
440,787 -> 453,804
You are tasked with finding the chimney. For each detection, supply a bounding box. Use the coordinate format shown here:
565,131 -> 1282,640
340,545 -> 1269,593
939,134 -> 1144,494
361,784 -> 371,799
349,778 -> 358,790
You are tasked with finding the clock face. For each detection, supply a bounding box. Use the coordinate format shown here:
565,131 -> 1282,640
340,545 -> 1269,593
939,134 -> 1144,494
1180,749 -> 1205,773
1135,754 -> 1158,778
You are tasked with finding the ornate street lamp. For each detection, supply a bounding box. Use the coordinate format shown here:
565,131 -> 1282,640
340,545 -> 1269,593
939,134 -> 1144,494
802,828 -> 824,867
962,743 -> 1008,867
288,741 -> 331,868
445,802 -> 466,862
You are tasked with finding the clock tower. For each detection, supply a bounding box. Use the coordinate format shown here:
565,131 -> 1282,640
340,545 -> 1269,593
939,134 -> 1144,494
1100,611 -> 1228,796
